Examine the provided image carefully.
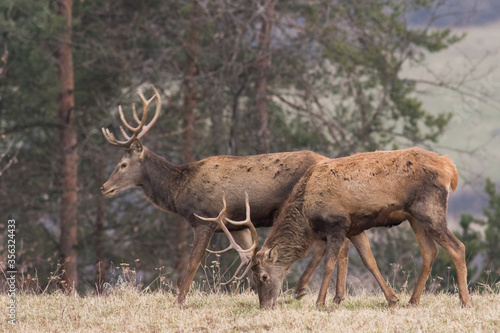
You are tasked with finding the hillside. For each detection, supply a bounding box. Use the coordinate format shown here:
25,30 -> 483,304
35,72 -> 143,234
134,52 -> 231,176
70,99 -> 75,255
406,20 -> 500,223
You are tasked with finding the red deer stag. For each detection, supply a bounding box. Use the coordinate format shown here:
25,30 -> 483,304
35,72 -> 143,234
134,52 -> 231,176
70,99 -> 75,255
101,86 -> 397,304
245,147 -> 470,308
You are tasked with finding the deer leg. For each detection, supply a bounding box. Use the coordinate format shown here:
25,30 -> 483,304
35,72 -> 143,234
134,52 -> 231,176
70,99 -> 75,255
428,227 -> 470,307
409,195 -> 470,307
176,224 -> 216,305
294,240 -> 326,299
333,238 -> 350,304
349,232 -> 399,307
407,219 -> 438,306
316,232 -> 346,307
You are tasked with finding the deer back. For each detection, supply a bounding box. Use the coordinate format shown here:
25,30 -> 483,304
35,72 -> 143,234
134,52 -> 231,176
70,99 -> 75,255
175,150 -> 327,228
293,147 -> 457,234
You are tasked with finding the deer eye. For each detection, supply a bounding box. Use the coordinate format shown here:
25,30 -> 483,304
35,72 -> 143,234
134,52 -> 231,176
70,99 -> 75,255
261,273 -> 268,282
120,163 -> 127,169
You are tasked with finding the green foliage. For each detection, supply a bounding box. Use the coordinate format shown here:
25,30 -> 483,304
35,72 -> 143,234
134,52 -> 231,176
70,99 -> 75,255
483,179 -> 500,275
290,0 -> 464,154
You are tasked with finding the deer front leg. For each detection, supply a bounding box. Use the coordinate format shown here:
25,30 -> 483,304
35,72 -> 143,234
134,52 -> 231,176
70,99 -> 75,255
176,224 -> 216,305
349,232 -> 399,307
295,240 -> 326,299
407,219 -> 438,306
333,238 -> 350,304
316,233 -> 345,307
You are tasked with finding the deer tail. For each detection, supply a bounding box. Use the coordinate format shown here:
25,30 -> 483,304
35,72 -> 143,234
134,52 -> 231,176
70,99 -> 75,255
442,155 -> 459,192
450,163 -> 459,192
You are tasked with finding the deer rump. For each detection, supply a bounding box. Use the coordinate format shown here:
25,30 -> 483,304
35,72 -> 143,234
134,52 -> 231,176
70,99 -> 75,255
299,147 -> 458,237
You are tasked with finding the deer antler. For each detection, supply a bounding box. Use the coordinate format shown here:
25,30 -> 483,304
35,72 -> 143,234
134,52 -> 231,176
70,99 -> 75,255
194,192 -> 258,285
102,85 -> 161,147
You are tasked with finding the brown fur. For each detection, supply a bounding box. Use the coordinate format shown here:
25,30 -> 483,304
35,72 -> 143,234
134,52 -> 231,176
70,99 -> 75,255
252,147 -> 470,308
102,142 -> 333,304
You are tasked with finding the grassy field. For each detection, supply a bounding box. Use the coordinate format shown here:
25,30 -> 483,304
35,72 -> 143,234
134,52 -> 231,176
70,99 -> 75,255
2,286 -> 499,332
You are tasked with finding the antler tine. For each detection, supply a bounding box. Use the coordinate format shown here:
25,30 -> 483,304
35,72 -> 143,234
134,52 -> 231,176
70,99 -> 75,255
118,105 -> 138,132
224,192 -> 259,254
131,103 -> 141,124
119,126 -> 132,140
194,192 -> 259,285
102,85 -> 162,148
102,127 -> 118,145
220,256 -> 253,286
136,86 -> 161,140
102,127 -> 124,146
194,193 -> 227,223
219,193 -> 258,285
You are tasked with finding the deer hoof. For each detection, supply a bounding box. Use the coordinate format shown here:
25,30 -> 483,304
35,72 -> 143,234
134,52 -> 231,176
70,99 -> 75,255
294,288 -> 307,300
406,299 -> 419,308
388,298 -> 399,307
332,295 -> 344,305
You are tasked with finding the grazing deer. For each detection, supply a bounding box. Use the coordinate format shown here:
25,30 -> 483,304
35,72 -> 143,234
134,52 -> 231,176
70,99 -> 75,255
243,147 -> 470,308
197,193 -> 401,307
101,86 -> 397,304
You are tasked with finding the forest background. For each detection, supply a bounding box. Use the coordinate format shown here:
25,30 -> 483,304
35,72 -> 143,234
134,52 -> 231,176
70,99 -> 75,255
1,0 -> 500,297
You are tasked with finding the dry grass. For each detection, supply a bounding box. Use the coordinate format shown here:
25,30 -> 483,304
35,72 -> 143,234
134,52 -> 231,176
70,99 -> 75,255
2,286 -> 499,332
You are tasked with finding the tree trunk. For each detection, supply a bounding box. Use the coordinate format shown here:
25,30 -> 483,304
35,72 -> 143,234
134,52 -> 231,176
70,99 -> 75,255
57,0 -> 78,292
175,0 -> 202,281
211,106 -> 224,156
254,0 -> 276,154
94,157 -> 107,293
228,81 -> 246,156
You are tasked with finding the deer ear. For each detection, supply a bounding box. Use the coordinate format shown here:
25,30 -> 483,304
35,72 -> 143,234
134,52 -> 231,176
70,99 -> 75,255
130,139 -> 143,155
263,245 -> 279,264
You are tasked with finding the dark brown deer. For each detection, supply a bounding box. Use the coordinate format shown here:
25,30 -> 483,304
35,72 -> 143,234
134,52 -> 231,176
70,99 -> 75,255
245,147 -> 470,308
101,86 -> 396,304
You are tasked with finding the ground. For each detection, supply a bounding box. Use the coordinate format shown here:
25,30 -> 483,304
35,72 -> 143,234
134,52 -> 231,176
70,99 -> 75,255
2,287 -> 499,332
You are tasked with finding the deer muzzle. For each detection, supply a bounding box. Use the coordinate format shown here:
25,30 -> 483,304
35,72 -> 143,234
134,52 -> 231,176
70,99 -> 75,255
100,184 -> 116,196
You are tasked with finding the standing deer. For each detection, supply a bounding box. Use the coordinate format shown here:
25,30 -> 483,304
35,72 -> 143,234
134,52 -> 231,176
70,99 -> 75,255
242,147 -> 470,308
101,86 -> 398,305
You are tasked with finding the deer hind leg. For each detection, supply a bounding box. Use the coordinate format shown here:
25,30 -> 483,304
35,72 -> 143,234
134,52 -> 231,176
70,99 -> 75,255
294,240 -> 326,299
428,227 -> 470,307
407,219 -> 439,306
176,224 -> 216,305
409,194 -> 470,307
333,238 -> 350,304
349,232 -> 399,307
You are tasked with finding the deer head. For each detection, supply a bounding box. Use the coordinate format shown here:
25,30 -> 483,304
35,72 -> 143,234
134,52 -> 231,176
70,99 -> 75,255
251,245 -> 288,309
101,86 -> 161,196
195,192 -> 259,285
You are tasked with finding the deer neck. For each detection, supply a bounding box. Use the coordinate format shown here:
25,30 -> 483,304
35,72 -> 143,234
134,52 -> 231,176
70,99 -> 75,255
139,148 -> 184,214
267,205 -> 315,266
267,170 -> 316,266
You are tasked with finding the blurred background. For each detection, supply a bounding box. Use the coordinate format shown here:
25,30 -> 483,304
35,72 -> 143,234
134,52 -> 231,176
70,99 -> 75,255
1,0 -> 499,295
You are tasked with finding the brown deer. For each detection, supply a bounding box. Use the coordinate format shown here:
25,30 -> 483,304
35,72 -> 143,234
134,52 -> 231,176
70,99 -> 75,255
101,86 -> 396,304
244,147 -> 470,308
197,193 -> 401,307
